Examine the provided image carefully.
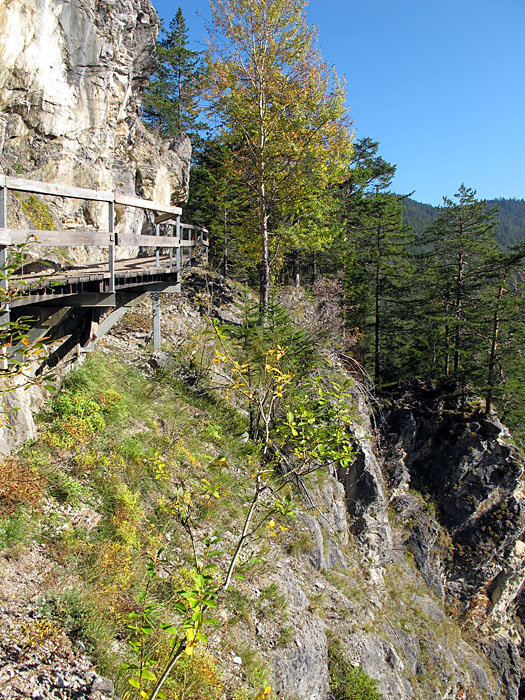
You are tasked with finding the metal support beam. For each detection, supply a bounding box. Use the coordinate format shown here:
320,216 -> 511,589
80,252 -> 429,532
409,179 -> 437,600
152,292 -> 161,350
37,293 -> 117,307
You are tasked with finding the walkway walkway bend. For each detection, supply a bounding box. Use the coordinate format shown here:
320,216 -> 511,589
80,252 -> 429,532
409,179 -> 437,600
0,174 -> 209,364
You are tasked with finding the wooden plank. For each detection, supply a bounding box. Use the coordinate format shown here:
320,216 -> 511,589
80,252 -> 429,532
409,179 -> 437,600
114,192 -> 182,216
154,212 -> 178,224
5,228 -> 113,246
3,175 -> 113,202
117,233 -> 181,248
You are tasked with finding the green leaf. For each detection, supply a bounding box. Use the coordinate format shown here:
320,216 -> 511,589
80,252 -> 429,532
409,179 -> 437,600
142,669 -> 157,681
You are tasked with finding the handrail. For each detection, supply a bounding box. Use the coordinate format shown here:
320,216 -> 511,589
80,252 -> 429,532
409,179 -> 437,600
0,174 -> 182,214
0,174 -> 209,299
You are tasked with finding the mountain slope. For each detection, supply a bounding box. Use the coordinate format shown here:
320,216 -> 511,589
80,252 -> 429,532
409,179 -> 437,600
402,197 -> 525,248
0,272 -> 524,700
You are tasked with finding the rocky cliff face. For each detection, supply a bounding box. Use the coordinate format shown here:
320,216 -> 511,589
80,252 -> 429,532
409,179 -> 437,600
1,4 -> 524,696
0,272 -> 524,699
377,383 -> 525,699
0,0 -> 191,452
0,0 -> 190,262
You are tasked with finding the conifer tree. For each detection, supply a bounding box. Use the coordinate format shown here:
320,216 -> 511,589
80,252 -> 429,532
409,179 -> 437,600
185,136 -> 251,278
480,243 -> 525,416
334,138 -> 414,383
143,8 -> 204,140
420,185 -> 500,386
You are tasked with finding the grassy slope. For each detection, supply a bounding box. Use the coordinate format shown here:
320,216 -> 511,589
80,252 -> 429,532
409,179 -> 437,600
1,348 -> 266,698
0,288 -> 504,700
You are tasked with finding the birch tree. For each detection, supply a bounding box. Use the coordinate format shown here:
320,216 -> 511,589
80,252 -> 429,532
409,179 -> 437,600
205,0 -> 352,312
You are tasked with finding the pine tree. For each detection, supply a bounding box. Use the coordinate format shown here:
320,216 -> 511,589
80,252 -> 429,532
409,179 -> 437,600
143,8 -> 204,140
185,136 -> 251,279
480,243 -> 525,416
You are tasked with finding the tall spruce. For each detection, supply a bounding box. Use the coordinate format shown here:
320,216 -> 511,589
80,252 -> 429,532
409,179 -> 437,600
335,138 -> 414,383
481,243 -> 525,417
143,8 -> 204,139
185,136 -> 251,278
420,185 -> 500,388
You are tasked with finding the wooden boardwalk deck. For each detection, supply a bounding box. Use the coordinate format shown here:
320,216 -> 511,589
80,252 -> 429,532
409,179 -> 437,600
10,255 -> 192,308
0,174 -> 208,358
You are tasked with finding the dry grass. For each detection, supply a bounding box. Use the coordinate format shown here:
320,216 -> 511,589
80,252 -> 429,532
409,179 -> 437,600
0,457 -> 43,515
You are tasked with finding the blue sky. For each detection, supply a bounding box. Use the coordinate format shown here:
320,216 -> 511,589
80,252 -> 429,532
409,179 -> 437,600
150,0 -> 525,206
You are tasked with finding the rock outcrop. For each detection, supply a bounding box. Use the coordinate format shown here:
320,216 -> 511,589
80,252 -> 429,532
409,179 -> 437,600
0,0 -> 192,454
379,382 -> 525,699
0,0 -> 191,264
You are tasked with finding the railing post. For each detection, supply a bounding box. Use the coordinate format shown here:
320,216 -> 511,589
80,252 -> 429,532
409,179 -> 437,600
155,222 -> 161,268
176,220 -> 181,280
108,198 -> 115,293
169,224 -> 173,272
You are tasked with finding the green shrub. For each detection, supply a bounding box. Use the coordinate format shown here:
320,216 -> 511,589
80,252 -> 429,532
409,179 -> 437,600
328,637 -> 383,700
17,193 -> 54,230
50,588 -> 119,675
47,471 -> 93,507
0,507 -> 35,551
162,652 -> 223,700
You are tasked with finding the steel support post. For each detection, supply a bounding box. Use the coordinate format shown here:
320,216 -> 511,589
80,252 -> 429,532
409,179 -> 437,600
152,291 -> 161,350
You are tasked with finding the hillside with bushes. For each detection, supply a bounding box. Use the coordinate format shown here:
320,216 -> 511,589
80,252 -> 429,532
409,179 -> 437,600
1,275 -> 524,700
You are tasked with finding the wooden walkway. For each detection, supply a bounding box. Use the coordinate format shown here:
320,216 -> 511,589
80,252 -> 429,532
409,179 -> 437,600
0,174 -> 208,360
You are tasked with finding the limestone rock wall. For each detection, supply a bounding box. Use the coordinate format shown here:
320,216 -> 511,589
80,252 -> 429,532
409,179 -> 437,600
0,0 -> 191,263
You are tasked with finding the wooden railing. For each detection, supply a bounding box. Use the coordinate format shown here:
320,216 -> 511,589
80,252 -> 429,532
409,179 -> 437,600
0,174 -> 208,295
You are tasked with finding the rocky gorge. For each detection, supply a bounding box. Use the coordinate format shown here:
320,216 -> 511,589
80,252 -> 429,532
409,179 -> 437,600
0,1 -> 524,699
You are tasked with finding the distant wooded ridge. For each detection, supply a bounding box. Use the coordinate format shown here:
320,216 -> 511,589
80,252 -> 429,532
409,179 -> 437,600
402,197 -> 525,248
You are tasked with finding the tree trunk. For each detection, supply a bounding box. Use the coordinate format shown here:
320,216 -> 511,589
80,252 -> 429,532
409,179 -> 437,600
258,92 -> 270,317
485,282 -> 504,414
374,223 -> 381,384
259,200 -> 270,315
222,203 -> 228,278
292,249 -> 300,288
444,301 -> 450,376
453,250 -> 464,378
